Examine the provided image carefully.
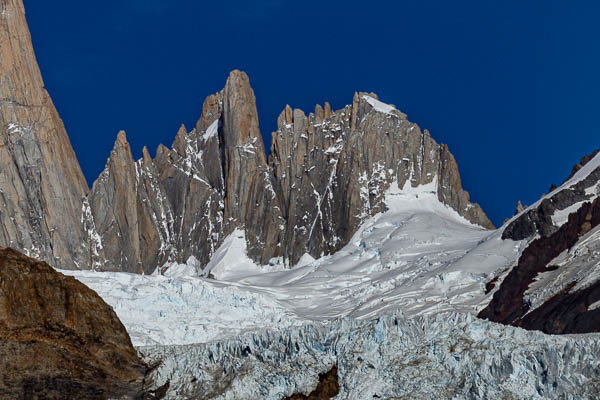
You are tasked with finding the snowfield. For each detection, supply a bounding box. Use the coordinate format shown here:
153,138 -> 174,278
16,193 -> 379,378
60,109 -> 600,351
62,179 -> 525,346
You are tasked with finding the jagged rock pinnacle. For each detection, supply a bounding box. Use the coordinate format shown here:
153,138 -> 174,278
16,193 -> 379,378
1,1 -> 498,274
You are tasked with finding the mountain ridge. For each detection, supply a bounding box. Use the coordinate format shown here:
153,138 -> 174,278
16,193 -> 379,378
0,0 -> 494,274
82,71 -> 494,273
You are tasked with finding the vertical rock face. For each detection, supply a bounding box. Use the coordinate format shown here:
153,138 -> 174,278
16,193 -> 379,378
269,93 -> 493,264
86,132 -> 175,273
88,71 -> 284,271
85,76 -> 492,273
0,0 -> 89,269
219,71 -> 284,263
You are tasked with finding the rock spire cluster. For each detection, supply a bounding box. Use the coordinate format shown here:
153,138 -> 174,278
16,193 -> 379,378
0,0 -> 493,273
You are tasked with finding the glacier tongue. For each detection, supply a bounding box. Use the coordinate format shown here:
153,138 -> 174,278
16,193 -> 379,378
140,311 -> 600,399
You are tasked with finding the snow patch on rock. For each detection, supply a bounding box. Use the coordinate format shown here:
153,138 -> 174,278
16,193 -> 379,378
362,95 -> 397,116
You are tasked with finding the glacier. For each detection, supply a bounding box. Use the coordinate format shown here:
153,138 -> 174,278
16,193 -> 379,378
140,312 -> 600,399
58,151 -> 600,398
62,179 -> 524,347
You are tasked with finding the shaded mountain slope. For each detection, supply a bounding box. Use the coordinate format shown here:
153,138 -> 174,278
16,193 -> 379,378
0,247 -> 152,398
480,149 -> 600,333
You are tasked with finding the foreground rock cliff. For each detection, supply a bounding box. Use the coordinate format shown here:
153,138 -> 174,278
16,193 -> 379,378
0,247 -> 152,399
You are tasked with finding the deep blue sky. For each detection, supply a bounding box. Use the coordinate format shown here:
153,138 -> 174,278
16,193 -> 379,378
24,0 -> 599,226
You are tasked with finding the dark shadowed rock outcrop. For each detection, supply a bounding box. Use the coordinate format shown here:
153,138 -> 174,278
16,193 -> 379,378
0,247 -> 151,398
480,196 -> 600,334
502,148 -> 600,241
284,365 -> 339,400
566,148 -> 600,182
0,0 -> 89,269
478,148 -> 600,335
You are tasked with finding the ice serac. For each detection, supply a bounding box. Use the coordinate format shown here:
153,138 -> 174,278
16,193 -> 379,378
0,0 -> 89,269
87,131 -> 174,274
142,312 -> 600,399
269,92 -> 493,264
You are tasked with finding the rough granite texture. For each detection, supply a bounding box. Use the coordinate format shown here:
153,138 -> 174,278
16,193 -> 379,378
269,92 -> 493,264
0,247 -> 151,398
0,0 -> 89,269
85,132 -> 176,274
87,80 -> 493,271
1,0 -> 493,273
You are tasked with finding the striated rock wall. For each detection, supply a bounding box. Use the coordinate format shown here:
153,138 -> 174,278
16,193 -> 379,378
85,132 -> 176,274
0,0 -> 89,269
269,92 -> 493,264
86,79 -> 493,272
1,0 -> 493,273
86,71 -> 285,271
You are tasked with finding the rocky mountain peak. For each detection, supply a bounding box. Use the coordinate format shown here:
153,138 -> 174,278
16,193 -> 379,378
277,104 -> 294,128
0,0 -> 495,272
103,131 -> 138,180
324,101 -> 332,118
196,93 -> 221,132
112,130 -> 131,156
172,123 -> 189,156
268,90 -> 493,263
221,70 -> 266,156
142,145 -> 153,165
